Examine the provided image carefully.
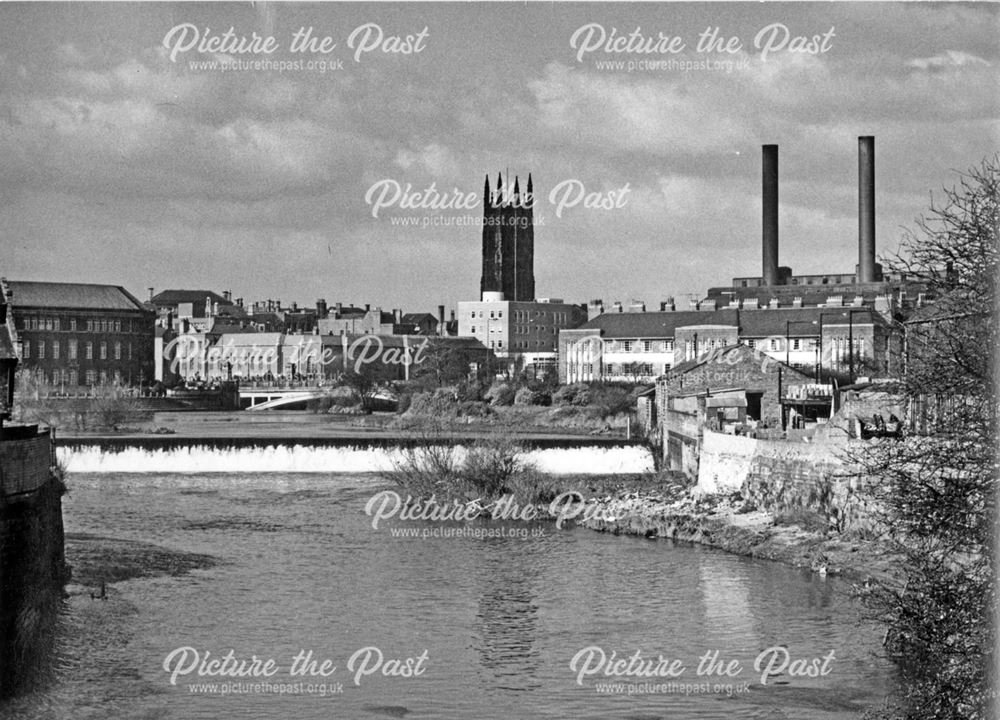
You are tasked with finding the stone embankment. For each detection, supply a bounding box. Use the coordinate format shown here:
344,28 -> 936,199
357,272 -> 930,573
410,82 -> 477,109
577,491 -> 897,584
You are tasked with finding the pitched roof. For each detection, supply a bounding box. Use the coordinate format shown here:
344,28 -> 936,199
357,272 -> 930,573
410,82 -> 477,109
579,309 -> 740,338
151,289 -> 228,306
9,281 -> 147,312
401,313 -> 438,324
739,307 -> 884,337
577,306 -> 884,340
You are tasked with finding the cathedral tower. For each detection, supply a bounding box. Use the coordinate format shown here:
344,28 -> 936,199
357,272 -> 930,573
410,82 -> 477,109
480,172 -> 535,301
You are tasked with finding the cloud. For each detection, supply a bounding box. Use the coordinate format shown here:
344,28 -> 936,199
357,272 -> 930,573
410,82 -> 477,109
907,50 -> 991,70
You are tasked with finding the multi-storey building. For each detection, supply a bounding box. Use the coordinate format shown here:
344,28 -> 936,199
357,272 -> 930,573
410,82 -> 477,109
559,303 -> 896,384
458,297 -> 586,372
4,279 -> 155,387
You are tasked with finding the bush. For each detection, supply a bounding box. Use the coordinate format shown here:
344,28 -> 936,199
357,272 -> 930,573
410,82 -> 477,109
587,384 -> 633,419
553,383 -> 590,406
386,429 -> 536,502
484,382 -> 516,406
514,387 -> 550,406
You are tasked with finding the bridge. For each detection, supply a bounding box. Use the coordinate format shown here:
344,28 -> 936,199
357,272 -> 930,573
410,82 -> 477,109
241,386 -> 328,411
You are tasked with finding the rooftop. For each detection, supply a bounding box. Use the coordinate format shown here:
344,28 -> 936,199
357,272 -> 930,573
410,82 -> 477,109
9,281 -> 148,312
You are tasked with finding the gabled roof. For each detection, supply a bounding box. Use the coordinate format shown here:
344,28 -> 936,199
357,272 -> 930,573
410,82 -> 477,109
401,313 -> 438,324
151,289 -> 228,306
9,281 -> 148,312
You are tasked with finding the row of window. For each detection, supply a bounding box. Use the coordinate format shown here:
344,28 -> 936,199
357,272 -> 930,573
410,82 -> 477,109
609,340 -> 676,353
18,316 -> 147,333
568,363 -> 670,377
34,369 -> 124,385
470,309 -> 570,323
22,339 -> 134,361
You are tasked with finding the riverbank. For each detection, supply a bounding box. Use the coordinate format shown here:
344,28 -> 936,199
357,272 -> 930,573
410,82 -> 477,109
571,489 -> 898,585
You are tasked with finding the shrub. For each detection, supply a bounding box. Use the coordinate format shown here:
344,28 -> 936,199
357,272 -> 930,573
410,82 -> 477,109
484,382 -> 516,406
514,387 -> 550,406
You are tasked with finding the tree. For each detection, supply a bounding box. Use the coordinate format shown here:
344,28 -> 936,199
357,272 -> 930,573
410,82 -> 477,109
853,155 -> 998,719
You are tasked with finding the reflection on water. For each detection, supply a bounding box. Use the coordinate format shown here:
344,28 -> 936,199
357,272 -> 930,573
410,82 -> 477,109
474,544 -> 542,690
1,473 -> 896,720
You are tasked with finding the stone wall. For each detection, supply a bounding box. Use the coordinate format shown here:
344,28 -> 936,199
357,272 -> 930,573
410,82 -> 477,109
0,429 -> 68,698
0,430 -> 54,495
696,429 -> 877,534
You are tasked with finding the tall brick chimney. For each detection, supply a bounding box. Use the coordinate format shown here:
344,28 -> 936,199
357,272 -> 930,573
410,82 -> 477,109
762,144 -> 779,286
858,136 -> 877,283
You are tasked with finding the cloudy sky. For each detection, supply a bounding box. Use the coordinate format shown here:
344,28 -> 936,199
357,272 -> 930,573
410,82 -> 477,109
1,2 -> 996,312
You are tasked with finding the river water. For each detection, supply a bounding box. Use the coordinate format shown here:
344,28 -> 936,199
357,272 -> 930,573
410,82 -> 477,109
4,472 -> 896,719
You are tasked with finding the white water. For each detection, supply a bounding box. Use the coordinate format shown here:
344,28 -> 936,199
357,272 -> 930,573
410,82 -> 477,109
58,443 -> 655,475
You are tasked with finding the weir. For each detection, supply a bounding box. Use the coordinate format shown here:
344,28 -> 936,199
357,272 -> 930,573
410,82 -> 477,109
57,438 -> 655,475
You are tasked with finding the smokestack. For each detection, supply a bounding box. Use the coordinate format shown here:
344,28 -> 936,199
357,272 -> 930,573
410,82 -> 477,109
223,290 -> 231,302
393,308 -> 402,324
437,305 -> 445,336
148,287 -> 155,302
316,299 -> 327,318
858,136 -> 876,283
762,144 -> 779,286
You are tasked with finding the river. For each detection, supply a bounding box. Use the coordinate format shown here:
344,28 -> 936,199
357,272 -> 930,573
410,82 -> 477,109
3,471 -> 896,719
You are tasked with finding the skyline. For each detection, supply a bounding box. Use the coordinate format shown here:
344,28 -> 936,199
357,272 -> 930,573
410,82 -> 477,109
1,2 -> 997,311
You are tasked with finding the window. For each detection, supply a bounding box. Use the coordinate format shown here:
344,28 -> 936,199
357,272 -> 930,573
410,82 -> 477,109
52,341 -> 60,360
114,342 -> 122,360
642,340 -> 653,352
114,320 -> 121,332
623,340 -> 633,352
86,370 -> 96,385
770,338 -> 779,350
68,339 -> 77,360
792,339 -> 801,351
54,318 -> 61,331
100,342 -> 107,360
664,340 -> 674,351
85,342 -> 93,360
69,318 -> 76,331
68,370 -> 78,385
23,340 -> 30,359
746,339 -> 756,349
128,343 -> 133,360
498,311 -> 503,318
470,326 -> 476,333
99,370 -> 108,384
37,341 -> 45,359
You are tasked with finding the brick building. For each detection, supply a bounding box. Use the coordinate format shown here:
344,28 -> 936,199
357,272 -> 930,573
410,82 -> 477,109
655,344 -> 812,475
4,279 -> 155,387
559,304 -> 896,384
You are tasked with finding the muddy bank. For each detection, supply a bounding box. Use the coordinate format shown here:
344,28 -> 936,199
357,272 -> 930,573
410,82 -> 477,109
574,492 -> 899,585
64,532 -> 217,596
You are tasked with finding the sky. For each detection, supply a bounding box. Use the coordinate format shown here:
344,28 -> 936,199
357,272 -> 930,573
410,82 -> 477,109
0,2 -> 997,313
